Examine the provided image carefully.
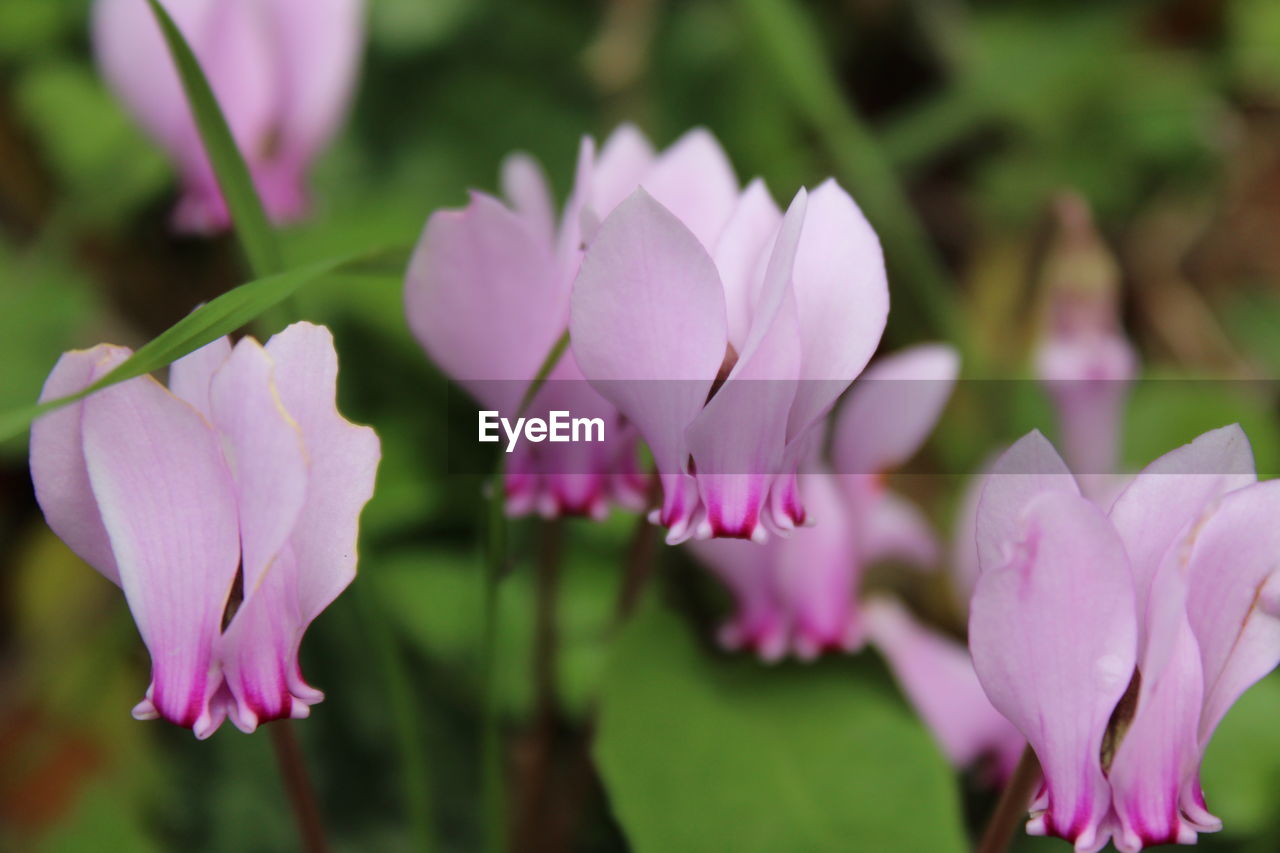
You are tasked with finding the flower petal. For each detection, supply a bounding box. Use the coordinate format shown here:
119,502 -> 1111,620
501,151 -> 556,245
405,191 -> 565,413
1107,424 -> 1256,621
832,344 -> 958,476
785,179 -> 889,444
1107,555 -> 1205,852
771,473 -> 861,658
637,127 -> 738,248
207,338 -> 308,599
975,430 -> 1078,576
1178,479 -> 1280,745
686,190 -> 806,540
571,190 -> 728,538
859,489 -> 940,569
264,322 -> 380,625
267,0 -> 364,163
30,345 -> 132,585
865,597 -> 1023,775
82,373 -> 240,737
168,335 -> 231,416
969,490 -> 1136,849
712,178 -> 781,352
587,123 -> 655,226
687,537 -> 787,660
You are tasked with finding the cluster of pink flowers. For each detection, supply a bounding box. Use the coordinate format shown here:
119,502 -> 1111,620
27,10 -> 1280,851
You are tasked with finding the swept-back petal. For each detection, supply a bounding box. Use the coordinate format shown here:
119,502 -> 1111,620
1178,480 -> 1280,744
405,191 -> 565,413
860,489 -> 940,569
785,179 -> 889,444
31,345 -> 132,585
208,338 -> 308,597
1108,424 -> 1255,621
501,152 -> 556,245
687,537 -> 787,660
571,190 -> 728,538
975,430 -> 1078,575
772,473 -> 861,658
712,178 -> 781,351
637,127 -> 738,248
265,323 -> 380,625
267,0 -> 364,163
969,490 -> 1135,849
832,344 -> 959,476
686,190 -> 806,540
588,123 -> 655,226
1108,556 -> 1205,852
865,597 -> 1023,775
168,335 -> 231,416
82,374 -> 240,737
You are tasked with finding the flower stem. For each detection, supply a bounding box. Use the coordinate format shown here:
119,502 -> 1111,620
268,720 -> 331,853
356,579 -> 434,852
480,470 -> 510,853
615,478 -> 662,621
977,744 -> 1041,853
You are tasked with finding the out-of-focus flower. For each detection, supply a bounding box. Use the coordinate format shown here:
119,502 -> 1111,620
30,323 -> 380,738
407,125 -> 745,518
92,0 -> 365,232
570,139 -> 889,543
688,345 -> 956,659
970,426 -> 1277,852
1034,193 -> 1137,506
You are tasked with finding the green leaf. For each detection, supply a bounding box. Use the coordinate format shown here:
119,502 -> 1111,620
144,0 -> 281,276
594,603 -> 969,853
0,247 -> 406,445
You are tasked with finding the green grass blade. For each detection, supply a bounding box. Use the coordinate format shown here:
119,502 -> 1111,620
0,246 -> 406,444
145,0 -> 282,276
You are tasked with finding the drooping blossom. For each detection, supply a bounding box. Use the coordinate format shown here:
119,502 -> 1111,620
30,323 -> 380,738
570,143 -> 889,543
92,0 -> 365,231
406,125 -> 766,519
970,425 -> 1278,851
688,345 -> 956,659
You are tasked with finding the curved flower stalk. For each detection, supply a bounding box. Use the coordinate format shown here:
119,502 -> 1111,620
688,345 -> 956,659
570,143 -> 889,543
30,323 -> 380,738
92,0 -> 365,231
406,125 -> 774,519
970,425 -> 1277,851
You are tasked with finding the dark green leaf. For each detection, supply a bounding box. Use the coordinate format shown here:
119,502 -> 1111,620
595,602 -> 969,853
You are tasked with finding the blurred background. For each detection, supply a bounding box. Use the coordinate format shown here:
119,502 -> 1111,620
4,0 -> 1280,851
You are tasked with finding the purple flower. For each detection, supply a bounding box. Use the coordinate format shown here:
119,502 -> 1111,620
30,323 -> 380,738
92,0 -> 364,232
405,126 -> 763,519
569,136 -> 889,543
970,425 -> 1278,851
687,345 -> 957,659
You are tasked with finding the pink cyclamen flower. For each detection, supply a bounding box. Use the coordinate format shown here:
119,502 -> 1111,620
970,425 -> 1279,851
688,344 -> 956,659
406,124 -> 744,518
570,139 -> 889,543
93,0 -> 364,231
30,323 -> 380,738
